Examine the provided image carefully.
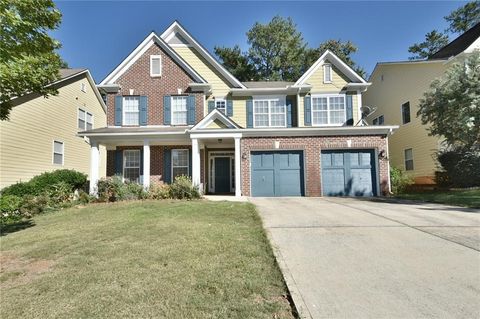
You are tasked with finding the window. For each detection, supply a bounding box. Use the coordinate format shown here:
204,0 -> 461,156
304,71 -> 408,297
215,98 -> 226,113
372,115 -> 384,126
404,148 -> 414,171
123,96 -> 140,125
123,150 -> 140,183
172,149 -> 189,180
150,55 -> 162,77
372,118 -> 378,126
81,83 -> 87,93
78,108 -> 93,130
171,96 -> 188,125
253,97 -> 286,127
323,64 -> 332,83
402,102 -> 411,124
53,141 -> 64,165
311,95 -> 346,125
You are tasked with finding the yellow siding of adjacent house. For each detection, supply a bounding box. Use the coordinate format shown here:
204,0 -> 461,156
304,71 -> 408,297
0,75 -> 107,189
363,62 -> 446,183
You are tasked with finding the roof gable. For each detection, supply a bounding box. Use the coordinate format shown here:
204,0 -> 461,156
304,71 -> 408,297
190,109 -> 241,130
430,22 -> 480,59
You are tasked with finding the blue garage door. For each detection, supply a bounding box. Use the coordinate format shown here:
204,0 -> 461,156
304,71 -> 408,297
321,150 -> 377,197
251,151 -> 304,197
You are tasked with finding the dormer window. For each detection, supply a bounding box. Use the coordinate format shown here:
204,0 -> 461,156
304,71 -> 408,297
150,55 -> 162,77
323,64 -> 332,83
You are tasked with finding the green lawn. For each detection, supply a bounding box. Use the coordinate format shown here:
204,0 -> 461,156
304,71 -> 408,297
395,189 -> 480,208
0,200 -> 295,319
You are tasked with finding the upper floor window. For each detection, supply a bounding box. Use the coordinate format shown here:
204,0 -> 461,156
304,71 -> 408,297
215,98 -> 226,114
123,96 -> 140,126
372,115 -> 384,126
123,150 -> 140,183
253,97 -> 286,127
81,83 -> 87,93
311,95 -> 346,125
150,55 -> 162,77
323,64 -> 332,83
401,101 -> 411,124
78,108 -> 93,130
171,96 -> 188,125
53,140 -> 64,165
172,149 -> 189,180
404,148 -> 414,171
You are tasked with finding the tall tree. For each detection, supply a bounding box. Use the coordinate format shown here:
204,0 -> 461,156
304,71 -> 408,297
408,30 -> 450,60
444,1 -> 480,34
0,0 -> 63,120
214,45 -> 256,81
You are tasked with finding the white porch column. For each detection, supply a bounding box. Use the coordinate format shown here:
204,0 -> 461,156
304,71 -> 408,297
234,137 -> 241,197
89,141 -> 99,195
191,138 -> 201,187
143,139 -> 150,189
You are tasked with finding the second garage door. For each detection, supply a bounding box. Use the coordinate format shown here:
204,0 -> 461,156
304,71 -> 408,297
251,151 -> 304,197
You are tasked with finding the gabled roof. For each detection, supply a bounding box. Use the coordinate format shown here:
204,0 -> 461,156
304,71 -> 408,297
100,32 -> 206,85
190,109 -> 241,130
242,81 -> 295,89
429,22 -> 480,59
295,50 -> 367,86
161,21 -> 246,89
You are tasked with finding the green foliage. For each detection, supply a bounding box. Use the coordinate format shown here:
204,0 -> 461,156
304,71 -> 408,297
408,30 -> 449,60
168,176 -> 201,200
147,184 -> 171,200
444,1 -> 480,34
390,166 -> 414,194
96,176 -> 147,202
417,51 -> 480,148
44,182 -> 74,206
0,195 -> 24,223
0,0 -> 63,120
214,45 -> 256,81
19,195 -> 49,216
435,147 -> 480,187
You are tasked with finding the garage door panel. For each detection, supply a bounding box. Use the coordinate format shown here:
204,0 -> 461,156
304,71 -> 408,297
251,169 -> 275,196
350,168 -> 373,196
276,169 -> 302,196
322,169 -> 347,196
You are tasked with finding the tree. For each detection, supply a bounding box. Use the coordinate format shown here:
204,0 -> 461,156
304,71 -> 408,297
214,45 -> 256,81
408,30 -> 449,60
417,51 -> 480,148
444,1 -> 480,34
0,0 -> 63,120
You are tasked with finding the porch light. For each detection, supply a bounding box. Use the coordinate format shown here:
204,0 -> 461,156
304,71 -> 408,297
378,150 -> 387,160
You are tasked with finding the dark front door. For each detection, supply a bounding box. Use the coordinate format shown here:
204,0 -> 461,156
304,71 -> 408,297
215,157 -> 231,193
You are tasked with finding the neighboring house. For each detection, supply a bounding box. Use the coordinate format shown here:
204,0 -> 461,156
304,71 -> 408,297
81,21 -> 397,197
0,69 -> 107,189
364,23 -> 480,185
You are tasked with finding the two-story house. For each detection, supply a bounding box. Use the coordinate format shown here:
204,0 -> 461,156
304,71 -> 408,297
81,21 -> 397,197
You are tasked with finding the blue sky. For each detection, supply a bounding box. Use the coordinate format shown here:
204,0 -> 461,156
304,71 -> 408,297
53,1 -> 465,82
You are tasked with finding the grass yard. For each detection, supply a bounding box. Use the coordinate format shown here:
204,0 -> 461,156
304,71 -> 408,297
0,200 -> 295,319
395,189 -> 480,208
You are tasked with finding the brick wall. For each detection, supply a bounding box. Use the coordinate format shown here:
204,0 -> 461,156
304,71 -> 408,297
106,44 -> 204,126
240,135 -> 390,197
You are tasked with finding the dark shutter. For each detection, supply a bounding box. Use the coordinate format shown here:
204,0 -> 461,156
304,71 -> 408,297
286,97 -> 293,127
346,94 -> 353,126
163,148 -> 171,184
114,96 -> 123,126
226,99 -> 233,117
163,96 -> 171,125
114,150 -> 123,176
246,98 -> 253,128
208,100 -> 215,113
304,96 -> 311,126
139,96 -> 148,126
187,95 -> 196,125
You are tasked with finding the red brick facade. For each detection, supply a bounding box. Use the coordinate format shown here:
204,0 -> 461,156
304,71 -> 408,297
240,135 -> 390,197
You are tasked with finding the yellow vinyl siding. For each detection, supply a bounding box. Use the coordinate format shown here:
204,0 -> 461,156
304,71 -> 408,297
231,97 -> 247,128
363,62 -> 446,183
206,119 -> 228,129
0,75 -> 106,189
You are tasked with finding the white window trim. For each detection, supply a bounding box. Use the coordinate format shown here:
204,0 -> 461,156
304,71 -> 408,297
215,97 -> 226,113
404,148 -> 414,171
323,64 -> 332,83
122,96 -> 140,126
86,111 -> 94,130
171,96 -> 188,125
78,108 -> 94,130
150,55 -> 162,77
123,149 -> 141,183
52,140 -> 64,166
252,95 -> 287,128
311,93 -> 347,127
171,149 -> 189,180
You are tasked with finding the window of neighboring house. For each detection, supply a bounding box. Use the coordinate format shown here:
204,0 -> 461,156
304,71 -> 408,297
172,149 -> 189,180
53,141 -> 64,165
311,95 -> 346,125
253,97 -> 286,127
215,98 -> 226,113
323,64 -> 332,83
150,55 -> 162,77
372,115 -> 384,126
123,96 -> 140,125
78,108 -> 93,130
123,150 -> 140,183
171,96 -> 188,125
402,101 -> 411,124
372,117 -> 378,126
404,148 -> 414,171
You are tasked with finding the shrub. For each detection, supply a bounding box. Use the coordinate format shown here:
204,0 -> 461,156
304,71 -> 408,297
76,190 -> 94,205
97,176 -> 147,202
147,184 -> 170,200
390,166 -> 413,194
0,195 -> 24,223
45,182 -> 74,206
19,195 -> 49,216
0,182 -> 36,197
168,175 -> 201,200
435,147 -> 480,188
117,182 -> 147,201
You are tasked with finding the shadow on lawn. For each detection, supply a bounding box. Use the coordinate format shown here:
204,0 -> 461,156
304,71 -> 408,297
0,220 -> 35,237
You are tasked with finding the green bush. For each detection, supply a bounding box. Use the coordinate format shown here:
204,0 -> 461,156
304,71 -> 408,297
45,182 -> 74,206
76,190 -> 94,205
168,176 -> 201,200
96,176 -> 147,202
147,184 -> 170,200
390,166 -> 413,194
19,195 -> 49,216
0,195 -> 24,223
118,182 -> 147,201
435,147 -> 480,188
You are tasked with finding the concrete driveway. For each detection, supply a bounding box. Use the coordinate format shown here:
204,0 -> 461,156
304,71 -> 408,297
251,197 -> 480,319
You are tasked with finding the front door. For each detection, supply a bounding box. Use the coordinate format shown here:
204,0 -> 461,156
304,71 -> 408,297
214,157 -> 231,193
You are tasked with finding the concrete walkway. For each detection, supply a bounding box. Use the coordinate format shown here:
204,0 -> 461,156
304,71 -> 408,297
251,197 -> 480,319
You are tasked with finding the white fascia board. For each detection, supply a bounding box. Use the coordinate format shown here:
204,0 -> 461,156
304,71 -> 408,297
160,21 -> 246,89
191,109 -> 239,130
77,130 -> 189,137
189,132 -> 243,139
230,87 -> 298,96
